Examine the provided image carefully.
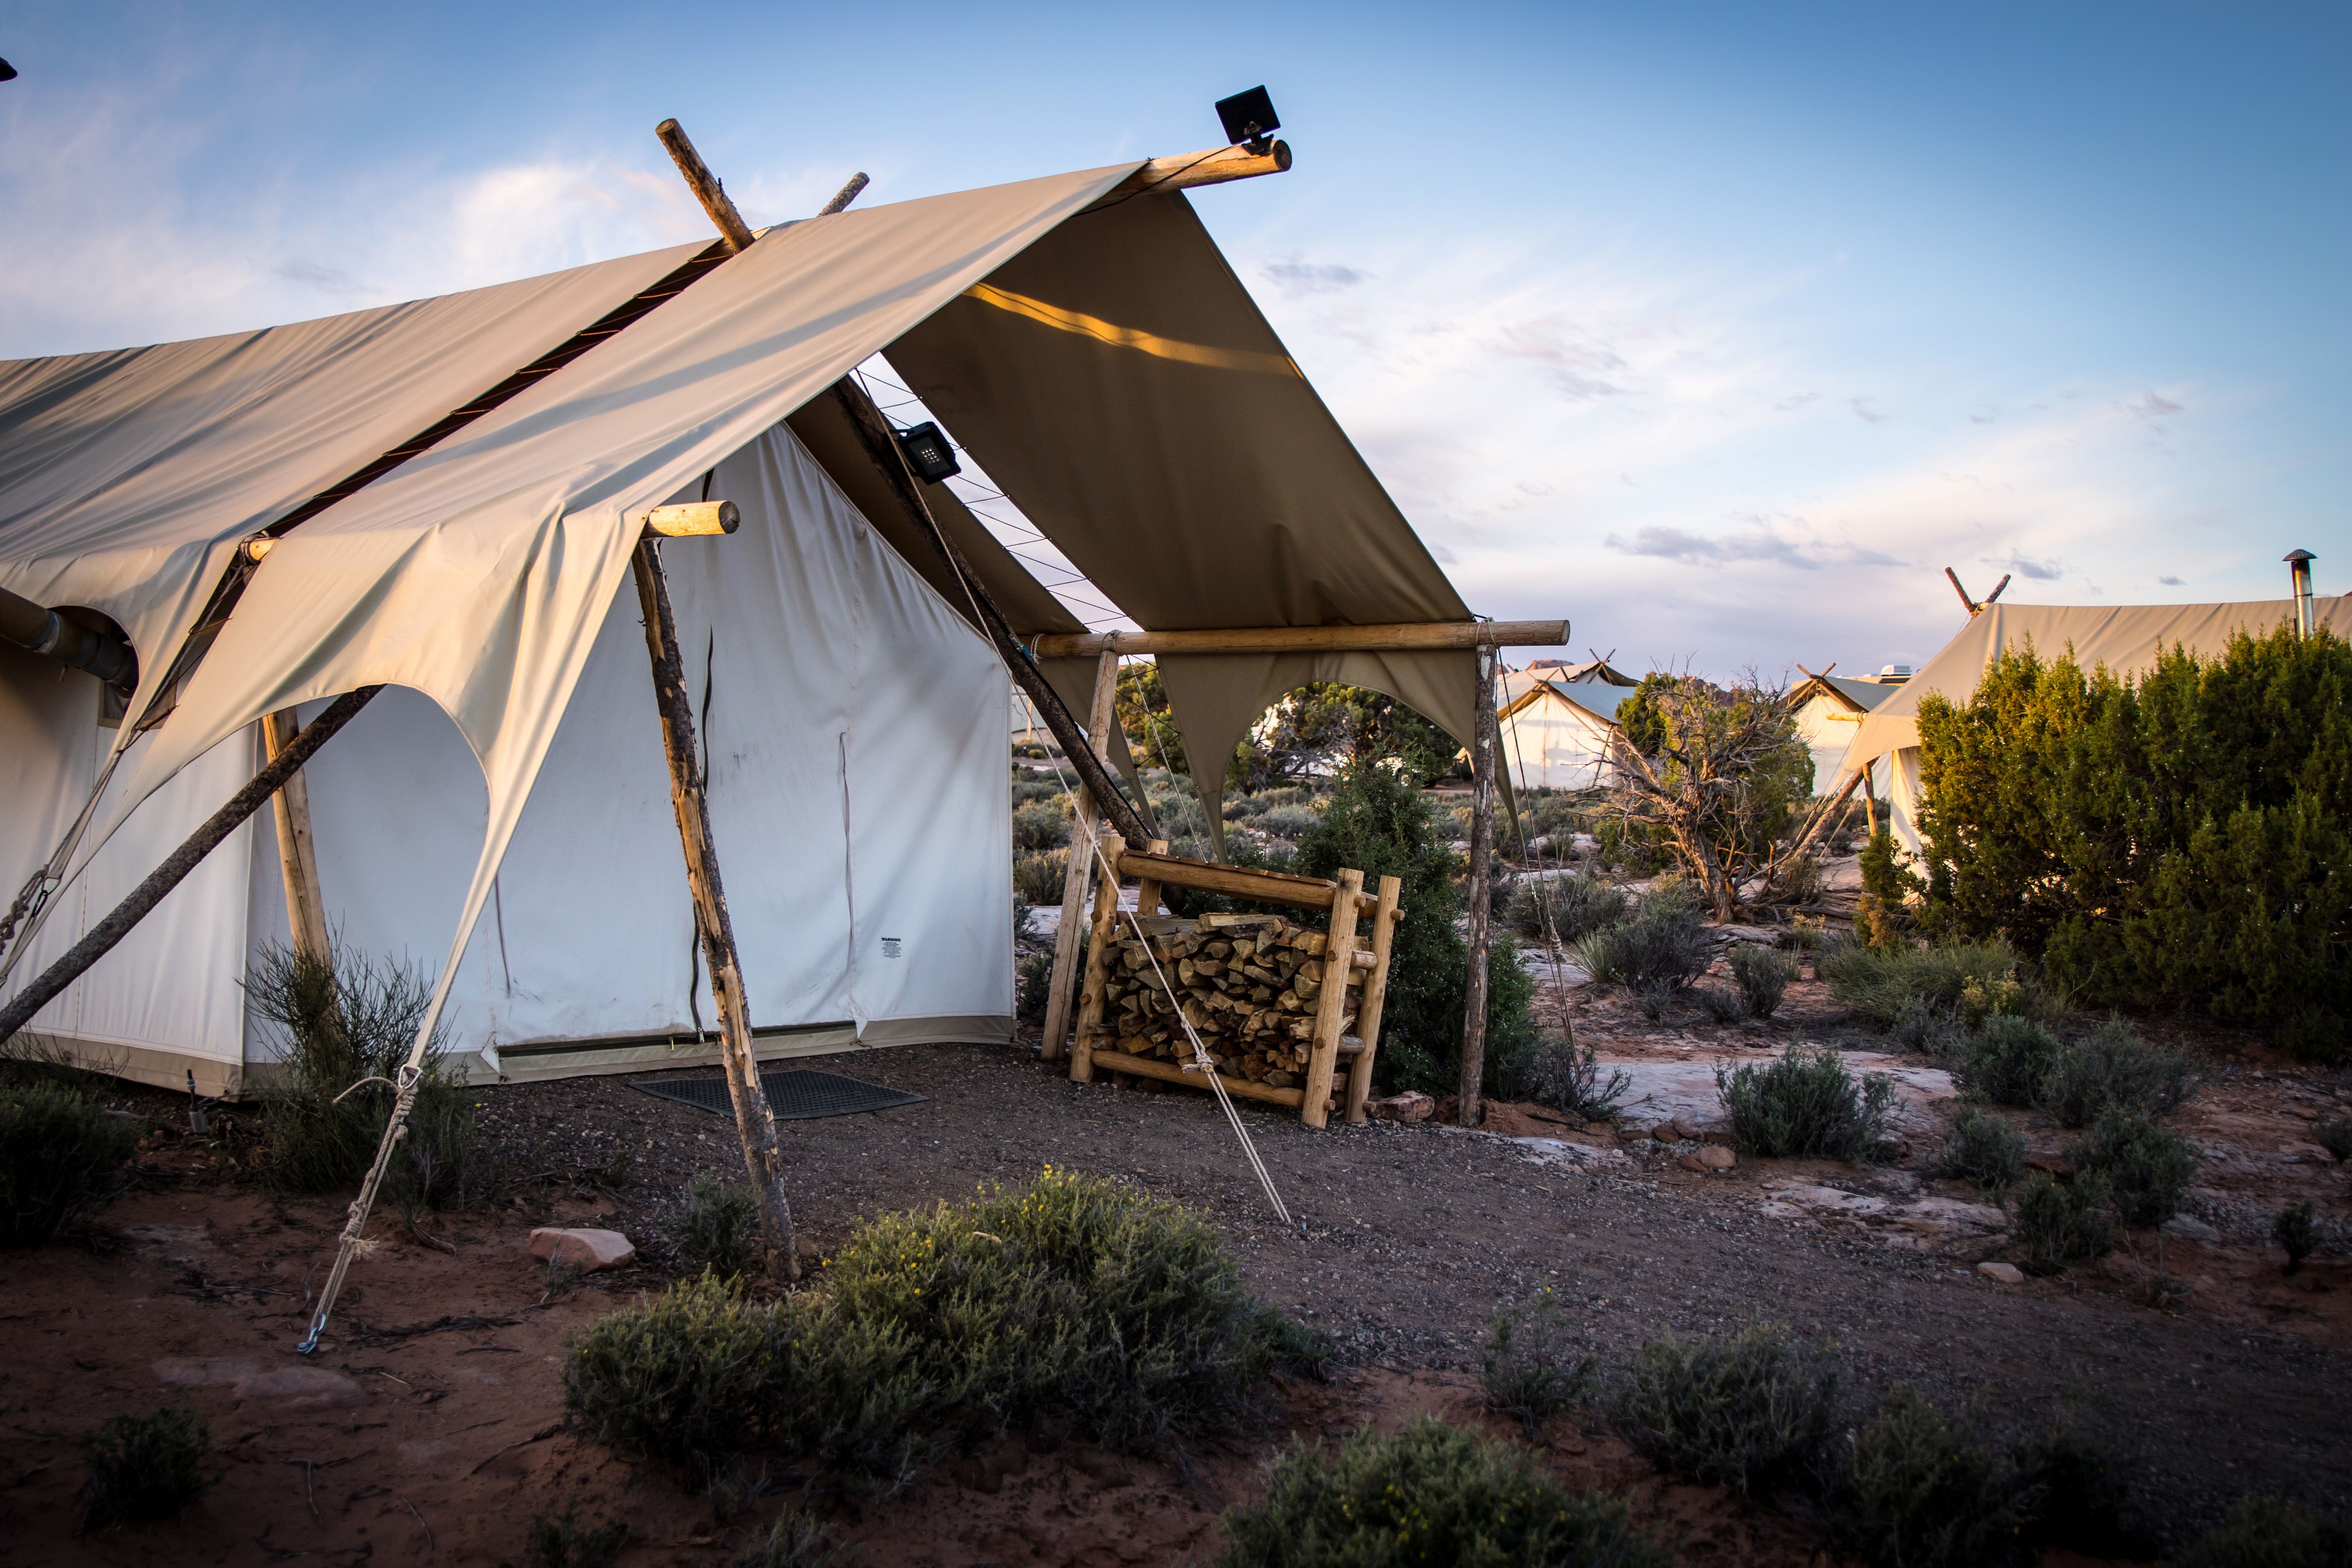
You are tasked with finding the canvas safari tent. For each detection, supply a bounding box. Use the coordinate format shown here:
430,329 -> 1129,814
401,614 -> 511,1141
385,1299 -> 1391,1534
1788,668 -> 1903,803
1837,594 -> 2352,857
1494,668 -> 1637,792
0,140 -> 1555,1103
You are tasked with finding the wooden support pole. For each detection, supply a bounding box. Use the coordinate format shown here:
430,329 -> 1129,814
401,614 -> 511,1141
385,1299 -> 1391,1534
260,709 -> 332,963
1068,834 -> 1127,1084
1029,619 -> 1569,658
642,500 -> 739,537
0,686 -> 382,1044
656,119 -> 756,253
629,539 -> 796,1278
1345,873 -> 1403,1124
1458,642 -> 1499,1128
817,172 -> 870,215
1301,868 -> 1364,1129
1132,837 -> 1169,920
1788,766 -> 1867,861
1041,649 -> 1120,1061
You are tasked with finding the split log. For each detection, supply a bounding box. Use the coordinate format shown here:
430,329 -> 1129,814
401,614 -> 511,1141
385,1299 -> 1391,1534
642,500 -> 739,537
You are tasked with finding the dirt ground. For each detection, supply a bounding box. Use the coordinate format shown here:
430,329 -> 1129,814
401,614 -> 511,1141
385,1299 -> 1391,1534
5,974 -> 2348,1565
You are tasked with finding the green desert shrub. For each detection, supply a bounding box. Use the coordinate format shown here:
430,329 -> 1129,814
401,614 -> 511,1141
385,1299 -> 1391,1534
1911,626 -> 2352,1060
2274,1202 -> 2319,1275
1011,798 -> 1069,852
1480,1291 -> 1595,1436
1292,763 -> 1536,1097
1605,1326 -> 1836,1496
248,943 -> 475,1209
1214,1415 -> 1669,1568
2170,1495 -> 2350,1568
1822,940 -> 2033,1030
1715,1046 -> 1895,1161
735,1511 -> 854,1568
523,1507 -> 631,1568
2012,1420 -> 2141,1555
1957,1015 -> 2062,1108
1506,873 -> 1629,944
2081,1108 -> 2201,1229
1510,1034 -> 1631,1121
1012,848 -> 1069,907
1597,903 -> 1715,995
677,1176 -> 760,1280
1015,949 -> 1052,1025
1730,945 -> 1797,1020
1834,1385 -> 2032,1568
2316,1116 -> 2352,1164
0,1079 -> 139,1246
1937,1106 -> 2027,1194
2036,1018 -> 2194,1128
2012,1173 -> 2114,1275
80,1403 -> 214,1528
1891,997 -> 1975,1066
565,1169 -> 1312,1482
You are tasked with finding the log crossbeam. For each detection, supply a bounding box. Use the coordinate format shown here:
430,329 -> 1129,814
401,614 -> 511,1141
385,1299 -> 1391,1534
1029,620 -> 1568,658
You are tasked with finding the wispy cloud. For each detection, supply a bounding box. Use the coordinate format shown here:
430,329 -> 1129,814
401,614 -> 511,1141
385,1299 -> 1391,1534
1261,257 -> 1367,293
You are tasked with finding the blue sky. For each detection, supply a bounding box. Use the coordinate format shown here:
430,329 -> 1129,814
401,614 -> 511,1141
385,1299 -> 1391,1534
3,1 -> 2344,679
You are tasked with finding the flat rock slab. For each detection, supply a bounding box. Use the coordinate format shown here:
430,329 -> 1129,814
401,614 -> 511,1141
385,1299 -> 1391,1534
1510,1136 -> 1633,1172
1606,1052 -> 1956,1140
154,1357 -> 366,1411
529,1227 -> 636,1271
1759,1181 -> 2010,1259
1366,1091 -> 1436,1123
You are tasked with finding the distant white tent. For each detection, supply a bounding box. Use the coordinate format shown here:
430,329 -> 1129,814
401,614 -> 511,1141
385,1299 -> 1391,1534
1838,596 -> 2352,856
1496,671 -> 1635,792
1788,671 -> 1903,803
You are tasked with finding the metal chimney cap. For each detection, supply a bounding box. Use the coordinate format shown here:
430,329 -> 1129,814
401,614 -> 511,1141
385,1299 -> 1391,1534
2285,548 -> 2316,563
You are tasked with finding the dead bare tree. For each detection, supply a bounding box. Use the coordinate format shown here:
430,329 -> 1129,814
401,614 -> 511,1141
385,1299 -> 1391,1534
1607,673 -> 1811,922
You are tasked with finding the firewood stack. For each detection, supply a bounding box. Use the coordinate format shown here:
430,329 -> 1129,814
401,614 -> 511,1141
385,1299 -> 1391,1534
1098,911 -> 1365,1089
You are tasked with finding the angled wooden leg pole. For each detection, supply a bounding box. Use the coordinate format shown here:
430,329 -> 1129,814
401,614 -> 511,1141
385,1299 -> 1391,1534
631,538 -> 796,1278
1041,649 -> 1119,1060
261,708 -> 333,963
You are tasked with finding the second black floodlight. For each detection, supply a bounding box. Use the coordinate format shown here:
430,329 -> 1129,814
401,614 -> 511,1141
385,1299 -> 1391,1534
896,422 -> 961,484
1216,86 -> 1279,154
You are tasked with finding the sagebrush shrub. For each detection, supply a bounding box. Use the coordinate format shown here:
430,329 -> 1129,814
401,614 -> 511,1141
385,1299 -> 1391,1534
1938,1106 -> 2026,1194
1730,945 -> 1796,1020
2035,1018 -> 2193,1127
1822,940 -> 2024,1028
1012,849 -> 1069,907
1958,1015 -> 2061,1108
678,1176 -> 760,1280
81,1403 -> 213,1527
1716,1046 -> 1895,1161
1011,798 -> 1068,852
1605,1326 -> 1836,1496
523,1507 -> 631,1568
1506,873 -> 1628,944
0,1080 -> 139,1247
2170,1495 -> 2350,1568
1608,905 -> 1715,995
1480,1291 -> 1594,1436
1014,949 -> 1052,1025
566,1170 -> 1314,1483
2013,1174 -> 2113,1274
1513,1035 -> 1630,1121
1836,1385 -> 2032,1568
2011,1421 -> 2141,1555
734,1511 -> 853,1568
2275,1202 -> 2318,1274
2080,1108 -> 2200,1229
1215,1415 -> 1670,1568
1697,984 -> 1749,1024
2317,1117 -> 2352,1164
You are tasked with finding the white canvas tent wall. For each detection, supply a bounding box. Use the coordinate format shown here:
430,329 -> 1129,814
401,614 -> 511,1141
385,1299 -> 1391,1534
1496,671 -> 1634,792
1838,596 -> 2352,858
4,154 -> 1499,1096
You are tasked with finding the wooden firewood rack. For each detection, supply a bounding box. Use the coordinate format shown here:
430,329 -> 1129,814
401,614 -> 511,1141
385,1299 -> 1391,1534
1067,838 -> 1403,1127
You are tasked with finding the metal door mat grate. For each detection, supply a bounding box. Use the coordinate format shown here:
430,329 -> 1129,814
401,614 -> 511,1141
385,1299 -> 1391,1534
632,1069 -> 926,1121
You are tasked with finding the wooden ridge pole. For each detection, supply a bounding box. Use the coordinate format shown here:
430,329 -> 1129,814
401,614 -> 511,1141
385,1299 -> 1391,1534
631,538 -> 796,1276
0,687 -> 382,1044
1040,649 -> 1118,1060
1458,642 -> 1499,1128
1030,620 -> 1569,658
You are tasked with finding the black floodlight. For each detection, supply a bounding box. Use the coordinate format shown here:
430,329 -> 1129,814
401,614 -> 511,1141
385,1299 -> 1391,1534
1216,85 -> 1279,153
897,421 -> 960,484
0,59 -> 17,82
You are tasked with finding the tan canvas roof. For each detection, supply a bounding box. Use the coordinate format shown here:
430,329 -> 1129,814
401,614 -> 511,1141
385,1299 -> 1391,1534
1841,596 -> 2352,778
